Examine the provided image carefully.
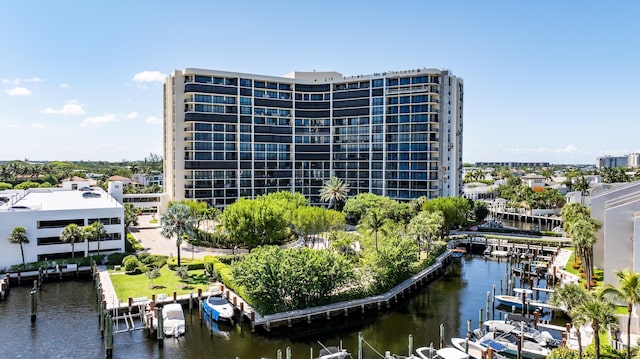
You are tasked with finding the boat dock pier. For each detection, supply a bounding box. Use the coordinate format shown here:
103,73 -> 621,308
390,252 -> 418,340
453,236 -> 567,259
489,209 -> 563,231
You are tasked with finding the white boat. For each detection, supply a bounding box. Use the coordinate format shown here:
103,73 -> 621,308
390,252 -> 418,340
450,338 -> 508,359
154,303 -> 186,337
494,288 -> 561,312
316,346 -> 350,359
478,331 -> 550,359
483,315 -> 561,347
415,346 -> 470,359
202,294 -> 235,322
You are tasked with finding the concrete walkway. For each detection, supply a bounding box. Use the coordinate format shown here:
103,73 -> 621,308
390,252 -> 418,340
130,215 -> 244,258
549,248 -> 580,284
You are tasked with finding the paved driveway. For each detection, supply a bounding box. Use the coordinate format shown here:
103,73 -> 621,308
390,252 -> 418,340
130,215 -> 237,259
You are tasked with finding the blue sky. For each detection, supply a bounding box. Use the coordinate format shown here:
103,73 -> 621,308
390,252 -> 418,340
0,1 -> 638,165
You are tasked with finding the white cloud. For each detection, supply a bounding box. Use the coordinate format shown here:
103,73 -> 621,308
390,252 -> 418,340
23,77 -> 44,83
81,113 -> 119,127
132,70 -> 166,83
59,83 -> 70,89
125,112 -> 139,119
6,87 -> 32,96
30,123 -> 45,128
3,77 -> 45,85
40,100 -> 86,115
146,115 -> 162,124
5,123 -> 19,128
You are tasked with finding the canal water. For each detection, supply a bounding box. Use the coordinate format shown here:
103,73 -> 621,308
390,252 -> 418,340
0,256 -> 559,359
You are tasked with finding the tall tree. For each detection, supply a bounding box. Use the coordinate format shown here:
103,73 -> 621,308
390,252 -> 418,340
548,282 -> 589,359
319,176 -> 350,210
87,222 -> 108,257
124,203 -> 139,231
408,210 -> 444,255
8,226 -> 29,266
160,203 -> 196,266
569,217 -> 598,289
60,223 -> 83,259
361,209 -> 389,252
573,175 -> 590,205
600,269 -> 640,359
571,295 -> 618,359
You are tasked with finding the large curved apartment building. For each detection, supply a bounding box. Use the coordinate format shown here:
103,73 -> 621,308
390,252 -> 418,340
164,68 -> 463,208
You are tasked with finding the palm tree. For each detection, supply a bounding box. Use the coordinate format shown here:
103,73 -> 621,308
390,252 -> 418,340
600,269 -> 640,359
569,217 -> 598,289
548,282 -> 590,358
86,222 -> 108,256
319,176 -> 350,210
571,295 -> 618,359
573,175 -> 590,205
124,203 -> 139,231
361,209 -> 389,252
8,226 -> 29,266
160,203 -> 196,266
60,223 -> 83,259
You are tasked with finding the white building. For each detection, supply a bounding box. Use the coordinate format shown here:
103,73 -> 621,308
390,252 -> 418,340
165,67 -> 464,208
131,173 -> 163,187
590,181 -> 640,284
0,187 -> 125,270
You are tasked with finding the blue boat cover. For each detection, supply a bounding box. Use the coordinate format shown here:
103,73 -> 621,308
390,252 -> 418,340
203,301 -> 220,321
481,339 -> 507,352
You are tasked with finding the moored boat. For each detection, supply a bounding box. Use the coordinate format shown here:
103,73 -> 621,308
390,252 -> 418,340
153,303 -> 186,337
316,346 -> 350,359
450,338 -> 508,359
415,346 -> 470,359
202,294 -> 235,322
478,331 -> 550,359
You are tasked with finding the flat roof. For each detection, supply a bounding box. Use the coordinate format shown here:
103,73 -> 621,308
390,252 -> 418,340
1,188 -> 122,212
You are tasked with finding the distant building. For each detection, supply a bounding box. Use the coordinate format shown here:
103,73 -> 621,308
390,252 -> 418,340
164,67 -> 464,208
475,162 -> 550,168
597,155 -> 628,169
0,186 -> 125,270
521,174 -> 547,189
131,173 -> 163,187
628,153 -> 640,168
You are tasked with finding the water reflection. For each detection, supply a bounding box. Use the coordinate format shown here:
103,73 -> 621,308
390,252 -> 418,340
0,256 -> 561,358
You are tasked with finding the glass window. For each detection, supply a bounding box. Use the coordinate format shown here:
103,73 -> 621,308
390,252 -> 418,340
240,78 -> 252,87
372,79 -> 383,87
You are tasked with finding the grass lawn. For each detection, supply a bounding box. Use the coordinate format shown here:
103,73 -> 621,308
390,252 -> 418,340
110,266 -> 214,301
149,219 -> 158,224
565,250 -> 580,275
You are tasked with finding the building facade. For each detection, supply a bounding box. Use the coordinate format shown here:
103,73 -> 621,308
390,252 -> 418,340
164,68 -> 463,207
596,155 -> 628,169
0,187 -> 125,270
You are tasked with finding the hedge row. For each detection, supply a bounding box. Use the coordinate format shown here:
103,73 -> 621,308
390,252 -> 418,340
204,255 -> 249,302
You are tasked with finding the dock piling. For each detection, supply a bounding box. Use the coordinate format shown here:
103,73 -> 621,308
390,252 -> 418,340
30,280 -> 37,323
439,323 -> 444,348
156,307 -> 164,347
105,314 -> 113,358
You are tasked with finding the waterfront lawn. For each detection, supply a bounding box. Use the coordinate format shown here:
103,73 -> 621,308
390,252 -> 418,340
110,266 -> 213,301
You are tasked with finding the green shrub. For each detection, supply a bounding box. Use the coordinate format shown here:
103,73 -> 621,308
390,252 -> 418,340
124,257 -> 140,272
108,252 -> 127,266
140,254 -> 167,268
131,263 -> 149,275
167,258 -> 204,270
